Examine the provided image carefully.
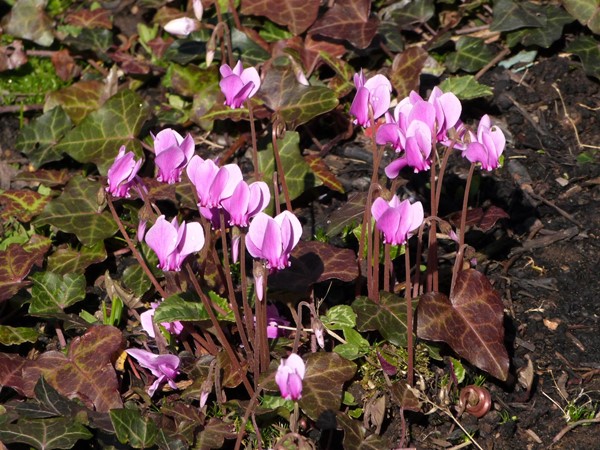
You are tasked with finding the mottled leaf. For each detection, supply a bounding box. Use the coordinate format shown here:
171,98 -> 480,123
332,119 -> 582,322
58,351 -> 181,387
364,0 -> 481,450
122,264 -> 153,298
0,417 -> 92,449
445,37 -> 496,73
352,292 -> 418,347
0,325 -> 40,345
305,155 -> 345,193
55,90 -> 150,175
318,50 -> 355,97
337,413 -> 391,449
64,8 -> 112,29
241,0 -> 320,35
302,35 -> 347,75
389,381 -> 421,411
0,235 -> 51,302
29,272 -> 86,315
385,0 -> 434,30
2,0 -> 54,47
416,269 -> 509,381
321,305 -> 357,330
110,409 -> 159,448
326,191 -> 368,237
298,352 -> 356,421
47,242 -> 107,275
165,63 -> 217,98
258,131 -> 321,205
34,175 -> 118,246
154,292 -> 233,323
439,75 -> 493,100
260,67 -> 338,128
45,81 -> 104,125
490,0 -> 546,32
0,326 -> 124,412
195,418 -> 237,450
507,5 -> 573,49
391,46 -> 429,99
13,169 -> 70,187
16,106 -> 73,168
63,28 -> 112,54
566,35 -> 600,80
0,189 -> 50,222
448,205 -> 509,231
308,0 -> 379,49
269,240 -> 358,292
563,0 -> 600,33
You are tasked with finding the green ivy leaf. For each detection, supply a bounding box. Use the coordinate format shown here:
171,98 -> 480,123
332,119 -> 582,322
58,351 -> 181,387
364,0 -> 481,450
3,0 -> 54,46
154,292 -> 234,323
55,90 -> 150,175
110,409 -> 159,448
47,242 -> 107,275
439,75 -> 493,100
507,4 -> 573,48
562,0 -> 600,34
298,352 -> 356,421
391,46 -> 429,99
490,0 -> 546,32
0,326 -> 40,345
45,81 -> 104,125
16,107 -> 73,168
333,327 -> 370,360
445,37 -> 495,73
566,35 -> 600,80
34,175 -> 118,246
29,272 -> 86,315
0,417 -> 92,449
385,0 -> 434,30
321,305 -> 357,330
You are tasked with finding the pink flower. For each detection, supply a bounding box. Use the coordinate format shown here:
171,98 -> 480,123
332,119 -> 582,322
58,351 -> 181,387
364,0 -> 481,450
186,156 -> 244,210
125,348 -> 180,396
427,86 -> 462,143
246,211 -> 302,272
106,145 -> 143,198
145,215 -> 205,271
275,353 -> 305,401
140,302 -> 184,338
371,196 -> 424,246
219,61 -> 261,108
349,70 -> 392,127
152,128 -> 195,184
463,115 -> 506,171
164,17 -> 200,37
266,304 -> 289,339
221,180 -> 270,228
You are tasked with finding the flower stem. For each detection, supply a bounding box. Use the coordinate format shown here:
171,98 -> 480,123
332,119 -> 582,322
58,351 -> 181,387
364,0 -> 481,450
247,103 -> 261,182
383,243 -> 391,292
405,245 -> 414,387
452,162 -> 476,293
271,118 -> 292,211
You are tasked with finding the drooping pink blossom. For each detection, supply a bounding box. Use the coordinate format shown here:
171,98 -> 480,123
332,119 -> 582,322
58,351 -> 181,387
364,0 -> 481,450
349,70 -> 392,127
145,215 -> 205,271
275,353 -> 305,401
463,115 -> 506,171
163,17 -> 200,37
266,304 -> 289,339
152,128 -> 195,184
106,145 -> 143,198
125,348 -> 180,396
186,156 -> 244,211
371,196 -> 424,246
219,60 -> 261,108
140,301 -> 184,338
221,180 -> 270,228
246,211 -> 302,272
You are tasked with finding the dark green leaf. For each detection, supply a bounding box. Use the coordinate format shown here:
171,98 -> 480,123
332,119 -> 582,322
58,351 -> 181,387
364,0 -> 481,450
562,0 -> 600,34
29,272 -> 86,315
47,242 -> 107,275
195,418 -> 237,449
110,409 -> 159,448
321,305 -> 356,330
386,0 -> 434,30
45,81 -> 104,125
566,35 -> 600,80
0,417 -> 92,449
439,75 -> 493,100
507,4 -> 573,48
490,0 -> 546,32
337,413 -> 391,449
154,293 -> 234,323
445,37 -> 495,73
326,192 -> 368,237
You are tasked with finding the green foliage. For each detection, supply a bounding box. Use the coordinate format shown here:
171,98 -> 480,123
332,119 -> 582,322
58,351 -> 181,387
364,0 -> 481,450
0,58 -> 66,105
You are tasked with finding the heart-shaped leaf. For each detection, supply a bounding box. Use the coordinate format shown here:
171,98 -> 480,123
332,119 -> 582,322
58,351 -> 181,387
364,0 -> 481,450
34,175 -> 118,246
507,4 -> 573,49
45,81 -> 104,125
384,0 -> 435,29
260,67 -> 338,128
0,189 -> 51,222
241,0 -> 320,35
55,89 -> 150,175
0,325 -> 124,412
195,418 -> 237,450
0,417 -> 92,449
391,46 -> 429,99
154,293 -> 233,323
0,326 -> 40,345
2,0 -> 54,47
490,0 -> 546,32
308,0 -> 379,49
352,292 -> 418,347
16,106 -> 73,168
64,8 -> 112,29
565,35 -> 600,80
110,409 -> 159,448
416,269 -> 509,381
445,37 -> 496,73
29,272 -> 86,316
47,242 -> 107,275
298,352 -> 356,421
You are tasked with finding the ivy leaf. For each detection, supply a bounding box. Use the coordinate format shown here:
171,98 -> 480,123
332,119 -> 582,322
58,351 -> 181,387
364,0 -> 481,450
0,326 -> 124,412
260,67 -> 338,128
195,418 -> 237,450
241,0 -> 320,35
416,269 -> 509,381
566,35 -> 600,80
384,0 -> 435,29
352,292 -> 418,347
304,155 -> 345,193
0,417 -> 92,449
0,325 -> 40,345
490,0 -> 546,32
55,90 -> 150,175
154,293 -> 234,323
2,0 -> 54,47
0,189 -> 51,222
563,0 -> 600,33
298,352 -> 356,421
445,37 -> 495,73
308,0 -> 379,49
13,169 -> 70,188
34,175 -> 118,246
337,413 -> 391,449
507,4 -> 573,48
439,75 -> 493,100
47,242 -> 107,275
321,305 -> 357,330
29,272 -> 86,316
391,46 -> 429,100
110,409 -> 159,448
16,106 -> 73,168
45,81 -> 104,125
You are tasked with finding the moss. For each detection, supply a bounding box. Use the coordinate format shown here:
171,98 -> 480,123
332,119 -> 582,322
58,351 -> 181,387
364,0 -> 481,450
0,57 -> 69,105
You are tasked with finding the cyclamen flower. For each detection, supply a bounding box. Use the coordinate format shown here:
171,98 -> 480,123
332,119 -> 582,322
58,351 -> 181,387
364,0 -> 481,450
152,128 -> 195,184
371,196 -> 424,246
463,115 -> 506,171
349,69 -> 392,127
246,211 -> 302,272
186,156 -> 243,210
106,146 -> 143,198
125,348 -> 180,397
219,61 -> 261,108
221,180 -> 270,228
163,0 -> 203,37
266,304 -> 290,339
275,353 -> 305,401
140,302 -> 184,338
145,215 -> 205,271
